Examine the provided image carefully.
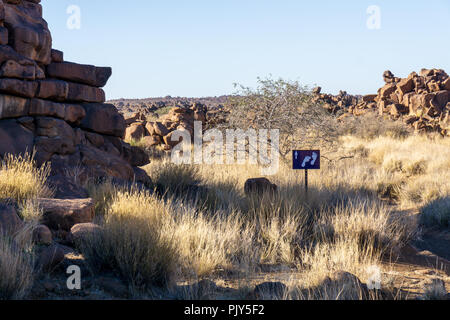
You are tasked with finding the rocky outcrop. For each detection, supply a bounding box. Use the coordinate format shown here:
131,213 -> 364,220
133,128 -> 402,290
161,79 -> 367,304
123,103 -> 208,150
0,0 -> 150,183
313,69 -> 450,136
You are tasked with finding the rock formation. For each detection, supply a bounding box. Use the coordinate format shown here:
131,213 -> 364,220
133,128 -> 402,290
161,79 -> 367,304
0,0 -> 149,183
313,69 -> 450,136
123,103 -> 208,149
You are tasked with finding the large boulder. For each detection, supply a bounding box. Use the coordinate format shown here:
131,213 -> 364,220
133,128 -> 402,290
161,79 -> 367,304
36,79 -> 69,101
244,178 -> 278,197
0,93 -> 29,119
46,174 -> 89,200
46,62 -> 112,87
0,58 -> 39,80
0,118 -> 34,157
0,78 -> 37,98
80,103 -> 126,138
32,224 -> 53,245
0,202 -> 24,235
153,121 -> 170,137
120,143 -> 150,167
396,76 -> 415,97
34,117 -> 77,163
68,223 -> 102,245
39,198 -> 95,231
3,1 -> 52,65
66,82 -> 106,103
79,145 -> 134,180
125,122 -> 146,141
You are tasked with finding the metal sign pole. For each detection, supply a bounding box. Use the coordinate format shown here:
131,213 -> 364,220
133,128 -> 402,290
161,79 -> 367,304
305,169 -> 308,196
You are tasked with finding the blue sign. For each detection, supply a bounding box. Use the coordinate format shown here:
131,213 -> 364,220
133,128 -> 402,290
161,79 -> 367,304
293,150 -> 320,170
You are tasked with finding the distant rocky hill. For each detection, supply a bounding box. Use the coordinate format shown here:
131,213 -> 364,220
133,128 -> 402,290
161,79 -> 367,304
108,96 -> 230,114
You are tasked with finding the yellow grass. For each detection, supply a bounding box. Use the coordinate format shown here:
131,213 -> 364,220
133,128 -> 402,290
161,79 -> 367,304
0,152 -> 53,203
0,227 -> 35,300
2,130 -> 447,300
342,134 -> 450,207
85,133 -> 437,296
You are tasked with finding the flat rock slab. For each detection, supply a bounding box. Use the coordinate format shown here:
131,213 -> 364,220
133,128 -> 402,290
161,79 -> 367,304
46,62 -> 112,88
39,198 -> 95,231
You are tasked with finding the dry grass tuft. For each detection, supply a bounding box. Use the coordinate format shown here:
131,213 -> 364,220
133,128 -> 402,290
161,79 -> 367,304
0,152 -> 53,202
342,134 -> 450,208
145,160 -> 200,195
0,228 -> 36,300
420,197 -> 450,229
79,189 -> 178,290
422,278 -> 447,300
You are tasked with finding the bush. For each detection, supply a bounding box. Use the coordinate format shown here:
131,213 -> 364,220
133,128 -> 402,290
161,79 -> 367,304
227,77 -> 341,160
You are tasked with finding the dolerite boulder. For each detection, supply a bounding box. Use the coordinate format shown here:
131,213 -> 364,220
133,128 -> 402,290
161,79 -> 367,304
38,198 -> 95,231
0,0 -> 150,183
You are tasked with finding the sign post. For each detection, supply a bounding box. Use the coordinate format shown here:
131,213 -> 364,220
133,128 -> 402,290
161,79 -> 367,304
305,168 -> 308,194
293,150 -> 320,197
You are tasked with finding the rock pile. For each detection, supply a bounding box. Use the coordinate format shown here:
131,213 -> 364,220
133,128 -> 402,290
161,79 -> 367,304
0,197 -> 98,272
124,103 -> 208,149
0,0 -> 150,183
313,69 -> 450,136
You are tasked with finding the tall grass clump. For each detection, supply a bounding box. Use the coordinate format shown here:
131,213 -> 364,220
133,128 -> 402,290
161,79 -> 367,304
328,200 -> 409,254
78,189 -> 178,290
145,160 -> 200,195
246,193 -> 307,265
420,197 -> 450,229
341,134 -> 450,208
82,183 -> 259,286
0,152 -> 53,202
168,207 -> 256,277
0,229 -> 35,300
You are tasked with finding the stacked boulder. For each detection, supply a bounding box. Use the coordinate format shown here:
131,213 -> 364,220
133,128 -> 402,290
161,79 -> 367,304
0,0 -> 149,183
124,103 -> 208,149
313,69 -> 450,136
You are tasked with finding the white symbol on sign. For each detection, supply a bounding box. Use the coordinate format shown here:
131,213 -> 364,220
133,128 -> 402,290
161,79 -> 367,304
295,151 -> 298,160
301,152 -> 318,168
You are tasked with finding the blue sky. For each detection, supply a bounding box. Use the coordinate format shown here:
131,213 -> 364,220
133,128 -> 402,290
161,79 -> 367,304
43,0 -> 450,100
